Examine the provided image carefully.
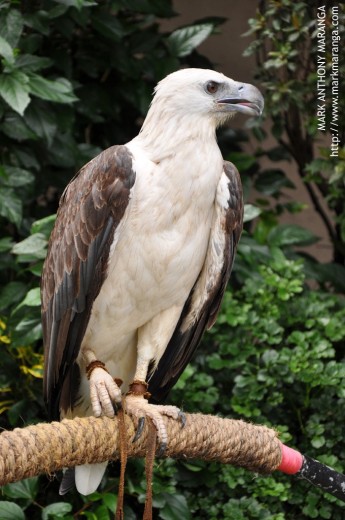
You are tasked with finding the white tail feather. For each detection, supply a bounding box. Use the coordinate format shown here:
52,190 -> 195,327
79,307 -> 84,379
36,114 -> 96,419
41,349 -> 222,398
75,462 -> 108,495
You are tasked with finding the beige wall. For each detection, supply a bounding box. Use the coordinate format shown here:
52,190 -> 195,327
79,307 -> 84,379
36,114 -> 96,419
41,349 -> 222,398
161,1 -> 333,262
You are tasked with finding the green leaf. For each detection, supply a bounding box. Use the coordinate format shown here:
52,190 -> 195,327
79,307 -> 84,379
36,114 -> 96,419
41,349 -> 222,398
0,236 -> 14,252
14,287 -> 41,312
0,35 -> 15,64
0,502 -> 25,520
15,54 -> 53,72
47,5 -> 70,19
29,260 -> 44,277
13,148 -> 40,170
226,152 -> 257,172
79,513 -> 97,520
266,146 -> 291,162
25,101 -> 58,146
1,112 -> 38,141
0,165 -> 35,187
28,74 -> 78,104
46,131 -> 79,167
42,502 -> 73,520
316,263 -> 345,292
2,477 -> 39,500
0,71 -> 31,115
94,504 -> 111,520
159,494 -> 191,520
92,12 -> 125,41
12,316 -> 42,346
12,233 -> 48,258
243,204 -> 261,223
268,224 -> 319,247
0,187 -> 22,227
0,9 -> 24,47
168,24 -> 214,57
254,169 -> 295,196
24,11 -> 51,36
182,462 -> 203,472
54,0 -> 97,9
0,281 -> 27,310
31,214 -> 56,237
311,435 -> 326,449
102,493 -> 117,513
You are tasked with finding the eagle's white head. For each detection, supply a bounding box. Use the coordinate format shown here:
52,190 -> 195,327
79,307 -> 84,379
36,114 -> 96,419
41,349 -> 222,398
137,68 -> 264,158
153,68 -> 264,122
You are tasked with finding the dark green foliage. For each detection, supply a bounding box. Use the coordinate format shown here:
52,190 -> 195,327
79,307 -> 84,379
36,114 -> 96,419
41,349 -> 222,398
0,1 -> 344,519
172,252 -> 345,519
244,1 -> 345,266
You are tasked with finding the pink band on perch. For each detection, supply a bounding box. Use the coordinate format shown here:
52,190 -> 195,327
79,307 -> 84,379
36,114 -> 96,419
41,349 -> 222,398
277,443 -> 303,474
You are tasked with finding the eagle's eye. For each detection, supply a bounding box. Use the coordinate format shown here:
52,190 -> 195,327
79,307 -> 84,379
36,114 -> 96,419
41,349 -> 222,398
205,81 -> 219,94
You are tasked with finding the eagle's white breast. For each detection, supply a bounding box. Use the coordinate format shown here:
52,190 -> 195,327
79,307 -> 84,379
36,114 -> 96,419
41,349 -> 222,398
78,137 -> 223,394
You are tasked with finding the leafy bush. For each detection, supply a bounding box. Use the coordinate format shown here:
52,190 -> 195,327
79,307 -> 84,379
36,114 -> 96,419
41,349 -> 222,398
171,249 -> 345,519
244,1 -> 345,268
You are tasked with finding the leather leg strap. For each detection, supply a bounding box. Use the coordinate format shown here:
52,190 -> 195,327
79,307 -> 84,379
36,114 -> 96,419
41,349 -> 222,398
85,360 -> 108,379
127,380 -> 151,399
86,360 -> 123,388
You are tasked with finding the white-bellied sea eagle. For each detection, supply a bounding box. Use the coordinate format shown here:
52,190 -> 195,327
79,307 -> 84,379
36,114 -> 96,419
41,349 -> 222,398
41,68 -> 264,495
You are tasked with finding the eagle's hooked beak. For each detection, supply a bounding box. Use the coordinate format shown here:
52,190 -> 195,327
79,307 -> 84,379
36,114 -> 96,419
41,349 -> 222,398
216,82 -> 264,117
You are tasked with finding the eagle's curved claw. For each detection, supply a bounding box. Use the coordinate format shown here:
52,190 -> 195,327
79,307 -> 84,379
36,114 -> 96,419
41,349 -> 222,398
125,394 -> 182,453
178,411 -> 186,428
157,441 -> 167,458
132,416 -> 145,443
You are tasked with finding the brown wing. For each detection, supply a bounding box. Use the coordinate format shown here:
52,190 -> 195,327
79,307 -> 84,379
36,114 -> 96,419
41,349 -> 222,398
41,145 -> 135,420
148,161 -> 243,403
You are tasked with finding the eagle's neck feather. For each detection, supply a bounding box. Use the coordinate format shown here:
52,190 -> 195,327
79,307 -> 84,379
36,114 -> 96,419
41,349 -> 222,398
137,103 -> 217,162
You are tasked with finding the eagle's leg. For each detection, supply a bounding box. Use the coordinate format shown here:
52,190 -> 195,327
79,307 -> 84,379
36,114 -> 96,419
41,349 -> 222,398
83,349 -> 122,418
125,306 -> 185,448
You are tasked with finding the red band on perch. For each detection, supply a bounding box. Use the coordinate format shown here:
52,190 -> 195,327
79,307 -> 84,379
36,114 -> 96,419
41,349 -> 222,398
277,443 -> 303,474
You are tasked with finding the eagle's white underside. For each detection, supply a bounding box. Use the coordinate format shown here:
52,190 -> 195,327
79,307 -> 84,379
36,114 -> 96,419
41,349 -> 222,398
70,134 -> 230,495
66,135 -> 228,421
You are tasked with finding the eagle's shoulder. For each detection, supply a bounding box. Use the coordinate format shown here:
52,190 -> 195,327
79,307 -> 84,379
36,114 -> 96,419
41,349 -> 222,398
42,145 -> 135,311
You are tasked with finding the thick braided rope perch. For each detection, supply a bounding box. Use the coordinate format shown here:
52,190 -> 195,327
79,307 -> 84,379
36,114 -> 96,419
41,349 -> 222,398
0,413 -> 282,485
